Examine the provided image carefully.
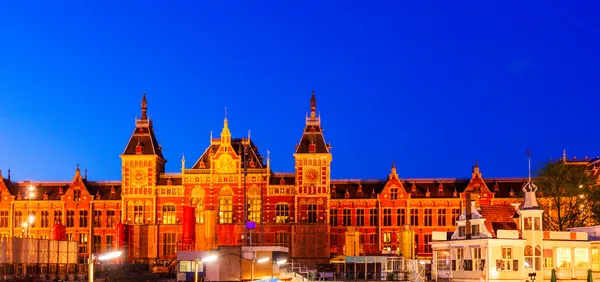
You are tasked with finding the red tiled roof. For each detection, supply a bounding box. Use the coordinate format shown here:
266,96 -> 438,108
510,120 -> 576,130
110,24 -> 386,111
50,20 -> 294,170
479,205 -> 519,237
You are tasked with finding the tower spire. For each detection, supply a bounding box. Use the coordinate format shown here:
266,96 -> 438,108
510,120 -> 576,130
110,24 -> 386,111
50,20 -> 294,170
221,108 -> 231,144
389,161 -> 398,179
141,93 -> 148,120
310,91 -> 317,119
522,150 -> 540,209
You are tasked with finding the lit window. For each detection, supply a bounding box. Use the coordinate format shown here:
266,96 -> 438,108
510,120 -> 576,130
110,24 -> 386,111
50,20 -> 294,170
162,204 -> 176,224
556,247 -> 572,269
575,248 -> 589,269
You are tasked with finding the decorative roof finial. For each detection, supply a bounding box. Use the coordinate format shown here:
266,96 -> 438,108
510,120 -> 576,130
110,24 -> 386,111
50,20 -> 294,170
221,108 -> 231,144
472,160 -> 481,178
141,93 -> 148,120
84,169 -> 88,180
76,163 -> 80,171
521,150 -> 540,209
181,154 -> 186,172
527,150 -> 532,183
7,169 -> 10,181
562,149 -> 567,162
390,161 -> 398,179
310,91 -> 317,119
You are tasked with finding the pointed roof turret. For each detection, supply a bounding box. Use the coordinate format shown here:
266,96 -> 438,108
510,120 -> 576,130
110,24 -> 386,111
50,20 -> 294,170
295,91 -> 330,154
141,93 -> 148,120
73,164 -> 83,182
389,161 -> 398,179
310,90 -> 317,120
521,151 -> 541,210
472,160 -> 482,178
122,93 -> 165,161
221,108 -> 232,145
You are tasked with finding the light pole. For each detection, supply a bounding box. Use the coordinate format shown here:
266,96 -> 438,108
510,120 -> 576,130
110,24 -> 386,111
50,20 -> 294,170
252,257 -> 270,281
26,185 -> 35,238
195,255 -> 217,282
88,250 -> 123,282
272,259 -> 287,278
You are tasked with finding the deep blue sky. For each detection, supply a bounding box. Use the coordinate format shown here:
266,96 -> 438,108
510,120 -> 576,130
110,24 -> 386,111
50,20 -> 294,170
1,1 -> 599,181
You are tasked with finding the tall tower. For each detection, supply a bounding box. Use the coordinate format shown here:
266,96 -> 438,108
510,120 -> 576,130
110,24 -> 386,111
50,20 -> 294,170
120,94 -> 166,261
517,153 -> 544,273
292,91 -> 332,263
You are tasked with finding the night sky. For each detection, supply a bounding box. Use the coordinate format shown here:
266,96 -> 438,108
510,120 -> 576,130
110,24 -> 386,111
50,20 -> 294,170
1,1 -> 599,181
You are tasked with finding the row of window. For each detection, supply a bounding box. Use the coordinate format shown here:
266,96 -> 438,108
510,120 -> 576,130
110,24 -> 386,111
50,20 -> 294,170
0,210 -> 118,228
330,208 -> 462,227
443,246 -> 590,273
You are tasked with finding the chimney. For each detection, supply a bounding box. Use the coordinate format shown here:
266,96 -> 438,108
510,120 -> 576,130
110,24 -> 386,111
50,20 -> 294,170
466,192 -> 472,239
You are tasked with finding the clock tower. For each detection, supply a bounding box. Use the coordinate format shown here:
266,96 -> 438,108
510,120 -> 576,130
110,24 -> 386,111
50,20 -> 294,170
120,94 -> 166,261
292,91 -> 332,264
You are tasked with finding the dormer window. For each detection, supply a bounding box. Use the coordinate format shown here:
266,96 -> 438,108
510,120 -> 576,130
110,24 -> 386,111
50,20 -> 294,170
425,188 -> 431,198
357,185 -> 363,195
458,226 -> 466,237
310,126 -> 315,133
494,183 -> 499,191
344,189 -> 350,199
200,160 -> 206,168
250,160 -> 255,168
73,189 -> 81,202
135,139 -> 143,155
438,183 -> 444,192
471,224 -> 480,236
509,188 -> 515,197
280,178 -> 285,185
167,178 -> 172,186
390,188 -> 398,200
411,183 -> 416,192
309,142 -> 316,153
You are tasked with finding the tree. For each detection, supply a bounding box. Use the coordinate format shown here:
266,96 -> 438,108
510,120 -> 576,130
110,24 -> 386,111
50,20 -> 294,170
534,159 -> 598,231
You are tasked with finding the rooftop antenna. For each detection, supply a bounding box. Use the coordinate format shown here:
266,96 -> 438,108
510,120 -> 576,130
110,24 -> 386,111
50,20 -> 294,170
527,150 -> 532,183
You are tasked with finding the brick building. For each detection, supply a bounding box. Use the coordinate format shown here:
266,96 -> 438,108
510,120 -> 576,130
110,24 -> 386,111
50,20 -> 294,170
0,93 -> 585,267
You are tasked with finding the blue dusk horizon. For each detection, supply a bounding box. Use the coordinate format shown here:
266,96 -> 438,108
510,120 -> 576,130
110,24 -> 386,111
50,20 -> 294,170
0,1 -> 599,181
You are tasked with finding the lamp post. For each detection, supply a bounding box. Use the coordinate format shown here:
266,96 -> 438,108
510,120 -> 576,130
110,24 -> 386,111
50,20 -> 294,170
88,250 -> 123,282
195,255 -> 217,282
26,185 -> 35,238
272,259 -> 287,278
252,257 -> 270,281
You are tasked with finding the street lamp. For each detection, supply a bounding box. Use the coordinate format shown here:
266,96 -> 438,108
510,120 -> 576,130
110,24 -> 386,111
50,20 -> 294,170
195,255 -> 218,282
251,257 -> 270,281
272,259 -> 287,278
88,250 -> 123,282
25,185 -> 35,238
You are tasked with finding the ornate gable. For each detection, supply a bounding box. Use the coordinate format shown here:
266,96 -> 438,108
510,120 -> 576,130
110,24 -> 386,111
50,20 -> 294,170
462,161 -> 493,202
63,165 -> 92,202
0,170 -> 15,201
381,163 -> 410,200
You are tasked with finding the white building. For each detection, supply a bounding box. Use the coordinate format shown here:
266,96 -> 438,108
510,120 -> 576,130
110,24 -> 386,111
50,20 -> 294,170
431,170 -> 593,281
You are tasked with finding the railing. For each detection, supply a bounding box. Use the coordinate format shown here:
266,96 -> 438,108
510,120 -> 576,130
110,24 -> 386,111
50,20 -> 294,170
185,168 -> 268,174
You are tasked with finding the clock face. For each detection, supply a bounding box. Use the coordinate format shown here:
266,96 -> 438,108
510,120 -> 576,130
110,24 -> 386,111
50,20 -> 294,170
134,169 -> 146,183
306,169 -> 318,182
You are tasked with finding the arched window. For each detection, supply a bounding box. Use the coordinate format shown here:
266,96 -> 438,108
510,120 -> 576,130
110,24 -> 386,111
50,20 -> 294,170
524,245 -> 533,268
127,201 -> 134,223
247,186 -> 261,223
162,203 -> 176,224
219,187 -> 233,224
145,200 -> 152,224
535,245 -> 542,270
134,201 -> 144,224
191,187 -> 205,224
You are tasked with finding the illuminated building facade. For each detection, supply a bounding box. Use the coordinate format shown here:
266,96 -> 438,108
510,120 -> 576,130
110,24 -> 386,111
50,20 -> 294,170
0,93 -> 586,267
